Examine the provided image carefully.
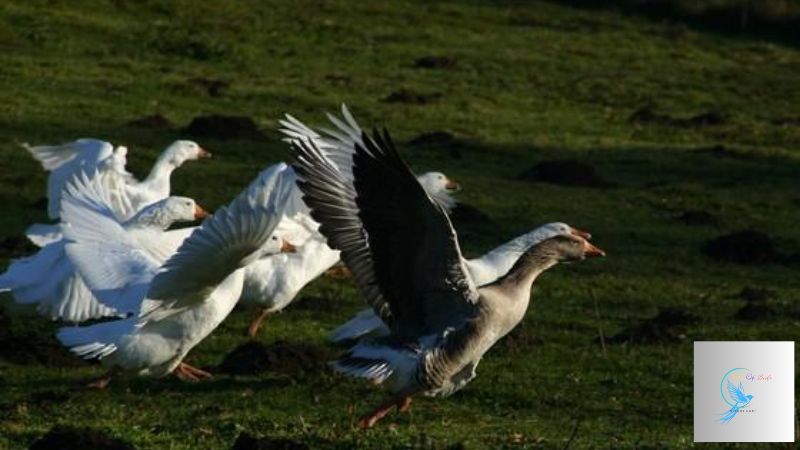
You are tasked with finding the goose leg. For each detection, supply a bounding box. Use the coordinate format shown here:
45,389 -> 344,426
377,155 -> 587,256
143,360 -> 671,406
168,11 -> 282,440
84,368 -> 118,389
358,393 -> 414,429
181,362 -> 213,379
174,362 -> 212,381
397,396 -> 413,413
247,309 -> 271,338
174,363 -> 199,381
324,264 -> 352,279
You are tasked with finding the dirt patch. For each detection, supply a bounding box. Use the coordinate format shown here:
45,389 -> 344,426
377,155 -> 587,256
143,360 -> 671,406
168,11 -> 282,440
736,286 -> 777,303
735,300 -> 775,321
30,425 -> 136,450
232,432 -> 308,450
690,144 -> 748,160
382,89 -> 442,105
733,287 -> 777,321
216,341 -> 330,377
516,160 -> 611,188
630,106 -> 726,128
189,77 -> 230,97
413,56 -> 458,70
183,115 -> 267,141
703,230 -> 778,264
449,203 -> 494,226
126,114 -> 173,129
408,131 -> 461,158
0,235 -> 38,257
0,325 -> 84,367
606,307 -> 696,345
676,210 -> 720,228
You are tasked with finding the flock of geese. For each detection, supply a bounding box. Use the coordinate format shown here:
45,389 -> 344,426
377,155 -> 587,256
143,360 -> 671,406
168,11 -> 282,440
0,105 -> 604,428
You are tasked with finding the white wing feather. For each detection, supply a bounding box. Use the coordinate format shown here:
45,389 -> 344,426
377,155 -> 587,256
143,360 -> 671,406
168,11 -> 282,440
61,171 -> 160,312
25,139 -> 114,219
140,163 -> 295,320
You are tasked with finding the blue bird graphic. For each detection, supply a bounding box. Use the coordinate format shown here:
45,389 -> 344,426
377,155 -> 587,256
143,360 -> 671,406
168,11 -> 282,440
719,379 -> 754,423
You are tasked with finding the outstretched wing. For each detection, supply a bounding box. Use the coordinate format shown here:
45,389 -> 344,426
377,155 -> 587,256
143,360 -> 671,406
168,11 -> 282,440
727,380 -> 750,404
23,138 -> 104,171
61,171 -> 159,313
292,130 -> 479,339
291,139 -> 385,319
280,104 -> 362,183
25,139 -> 114,219
139,163 -> 294,321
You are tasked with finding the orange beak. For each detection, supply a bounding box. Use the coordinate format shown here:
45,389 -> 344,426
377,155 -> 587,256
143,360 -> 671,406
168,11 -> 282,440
280,239 -> 297,253
444,177 -> 462,192
570,227 -> 592,240
583,240 -> 605,257
197,147 -> 212,159
194,204 -> 211,219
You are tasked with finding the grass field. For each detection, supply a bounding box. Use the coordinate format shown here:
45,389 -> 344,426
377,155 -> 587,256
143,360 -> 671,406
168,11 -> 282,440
1,1 -> 799,448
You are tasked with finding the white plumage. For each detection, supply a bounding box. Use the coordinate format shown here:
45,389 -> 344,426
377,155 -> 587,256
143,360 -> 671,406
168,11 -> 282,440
57,163 -> 294,383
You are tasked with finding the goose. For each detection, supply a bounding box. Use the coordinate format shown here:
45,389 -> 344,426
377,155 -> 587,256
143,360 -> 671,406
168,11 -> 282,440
291,128 -> 604,428
330,221 -> 592,343
278,106 -> 596,343
24,138 -> 210,246
57,163 -> 295,387
0,169 -> 209,322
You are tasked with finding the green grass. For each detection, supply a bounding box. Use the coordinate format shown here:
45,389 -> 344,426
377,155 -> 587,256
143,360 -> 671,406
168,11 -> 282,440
1,0 -> 799,448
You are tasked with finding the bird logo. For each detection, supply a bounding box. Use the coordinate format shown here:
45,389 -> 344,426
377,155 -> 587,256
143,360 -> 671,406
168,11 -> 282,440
718,368 -> 754,423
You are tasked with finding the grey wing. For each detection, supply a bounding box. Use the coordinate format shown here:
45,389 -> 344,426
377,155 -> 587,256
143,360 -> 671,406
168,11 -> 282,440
291,140 -> 386,319
292,129 -> 479,339
279,104 -> 362,183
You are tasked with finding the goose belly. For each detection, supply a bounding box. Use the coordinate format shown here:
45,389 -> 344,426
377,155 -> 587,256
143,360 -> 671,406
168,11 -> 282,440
421,309 -> 512,397
240,256 -> 297,311
116,272 -> 244,376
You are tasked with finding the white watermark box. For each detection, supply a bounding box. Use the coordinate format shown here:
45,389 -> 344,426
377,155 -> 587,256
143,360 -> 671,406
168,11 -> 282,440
694,341 -> 794,442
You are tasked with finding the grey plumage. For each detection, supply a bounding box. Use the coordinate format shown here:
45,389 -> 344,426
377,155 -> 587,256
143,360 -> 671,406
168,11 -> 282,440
291,120 -> 604,427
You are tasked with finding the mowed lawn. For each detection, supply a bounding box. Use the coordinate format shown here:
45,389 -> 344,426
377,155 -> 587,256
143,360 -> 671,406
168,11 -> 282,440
0,1 -> 799,449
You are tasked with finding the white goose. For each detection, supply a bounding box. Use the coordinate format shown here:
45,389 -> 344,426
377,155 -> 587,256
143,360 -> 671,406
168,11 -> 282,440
57,163 -> 295,387
330,221 -> 592,342
0,169 -> 209,322
292,126 -> 605,427
24,138 -> 210,246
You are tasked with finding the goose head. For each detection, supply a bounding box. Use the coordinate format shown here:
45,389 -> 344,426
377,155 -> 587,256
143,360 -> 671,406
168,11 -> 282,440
163,140 -> 212,167
162,196 -> 210,222
539,234 -> 605,262
128,196 -> 209,229
537,222 -> 592,241
417,171 -> 461,194
259,235 -> 298,257
416,171 -> 461,211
